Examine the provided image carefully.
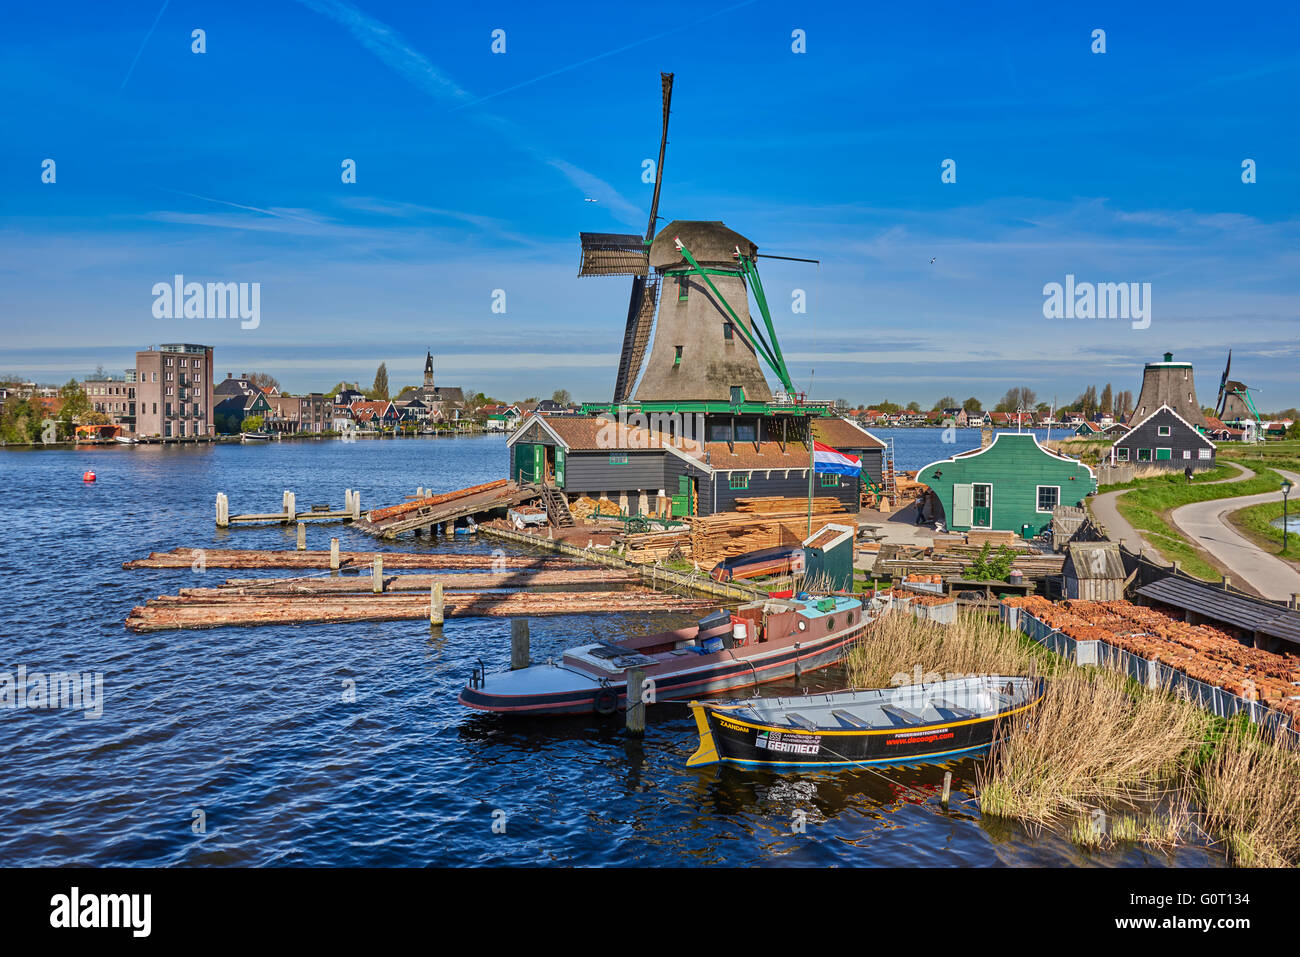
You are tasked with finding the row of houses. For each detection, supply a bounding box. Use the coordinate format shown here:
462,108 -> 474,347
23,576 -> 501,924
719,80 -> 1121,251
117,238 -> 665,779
850,407 -> 1125,430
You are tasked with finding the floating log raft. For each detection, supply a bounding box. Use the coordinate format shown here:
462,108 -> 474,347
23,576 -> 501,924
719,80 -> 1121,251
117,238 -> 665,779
182,569 -> 638,596
125,589 -> 717,633
124,547 -> 589,571
366,479 -> 508,523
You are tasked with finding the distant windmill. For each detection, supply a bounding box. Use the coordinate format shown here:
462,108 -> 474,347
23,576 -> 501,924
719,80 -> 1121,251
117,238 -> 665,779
1215,349 -> 1263,435
577,72 -> 674,404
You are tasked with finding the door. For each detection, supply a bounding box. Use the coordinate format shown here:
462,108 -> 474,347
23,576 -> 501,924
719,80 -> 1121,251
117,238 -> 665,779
672,475 -> 693,517
972,483 -> 992,528
533,444 -> 545,484
953,484 -> 974,527
555,448 -> 566,488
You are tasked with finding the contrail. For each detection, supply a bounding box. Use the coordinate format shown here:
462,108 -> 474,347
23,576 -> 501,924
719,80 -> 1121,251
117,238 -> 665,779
119,0 -> 172,92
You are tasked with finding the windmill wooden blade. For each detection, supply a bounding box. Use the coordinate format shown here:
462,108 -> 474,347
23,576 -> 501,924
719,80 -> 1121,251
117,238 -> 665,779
613,274 -> 661,403
1215,350 -> 1231,417
578,233 -> 649,276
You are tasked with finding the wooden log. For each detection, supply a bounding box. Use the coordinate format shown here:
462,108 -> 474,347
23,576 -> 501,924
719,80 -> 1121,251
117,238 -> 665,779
124,548 -> 597,571
431,581 -> 443,626
124,590 -> 717,633
372,554 -> 384,594
330,538 -> 340,571
297,522 -> 306,551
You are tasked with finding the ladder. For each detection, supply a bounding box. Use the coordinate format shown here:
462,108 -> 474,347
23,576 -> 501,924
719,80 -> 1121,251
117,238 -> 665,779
613,275 -> 661,402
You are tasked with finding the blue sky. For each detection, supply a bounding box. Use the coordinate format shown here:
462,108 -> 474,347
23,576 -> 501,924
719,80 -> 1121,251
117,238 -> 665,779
1,1 -> 1297,409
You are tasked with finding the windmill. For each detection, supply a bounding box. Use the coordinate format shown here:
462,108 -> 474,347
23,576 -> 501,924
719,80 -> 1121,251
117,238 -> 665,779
577,74 -> 811,406
1215,350 -> 1264,438
577,72 -> 674,404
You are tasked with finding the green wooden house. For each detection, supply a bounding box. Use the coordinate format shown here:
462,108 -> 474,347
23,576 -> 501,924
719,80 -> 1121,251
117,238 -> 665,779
917,433 -> 1097,537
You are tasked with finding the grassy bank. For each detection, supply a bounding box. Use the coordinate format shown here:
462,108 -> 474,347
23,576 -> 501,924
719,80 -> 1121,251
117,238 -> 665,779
845,610 -> 1300,865
1227,500 -> 1300,562
1109,464 -> 1285,580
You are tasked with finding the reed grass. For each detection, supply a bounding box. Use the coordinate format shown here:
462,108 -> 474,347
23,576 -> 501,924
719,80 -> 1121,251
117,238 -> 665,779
1193,723 -> 1300,867
846,609 -> 1300,865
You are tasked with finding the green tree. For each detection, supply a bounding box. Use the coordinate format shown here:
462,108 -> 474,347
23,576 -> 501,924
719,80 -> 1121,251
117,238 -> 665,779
934,396 -> 957,411
551,389 -> 572,405
241,415 -> 265,433
906,401 -> 921,412
371,363 -> 389,400
1100,383 -> 1113,416
995,387 -> 1037,413
962,396 -> 983,413
58,379 -> 92,433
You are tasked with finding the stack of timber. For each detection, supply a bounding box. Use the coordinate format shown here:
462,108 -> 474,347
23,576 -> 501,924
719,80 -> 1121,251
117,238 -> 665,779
622,527 -> 693,564
689,497 -> 849,566
124,547 -> 588,572
875,542 -> 1064,581
353,480 -> 536,539
125,587 -> 717,633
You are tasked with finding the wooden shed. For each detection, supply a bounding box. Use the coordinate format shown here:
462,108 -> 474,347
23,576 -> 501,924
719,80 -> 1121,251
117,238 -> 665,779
1062,542 -> 1126,600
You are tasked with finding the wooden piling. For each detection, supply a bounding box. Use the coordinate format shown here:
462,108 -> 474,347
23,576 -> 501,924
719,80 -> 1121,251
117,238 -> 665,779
430,581 -> 444,626
216,492 -> 229,528
626,667 -> 646,735
296,522 -> 306,551
283,491 -> 296,524
372,555 -> 384,594
941,771 -> 952,808
329,538 -> 340,571
510,618 -> 530,670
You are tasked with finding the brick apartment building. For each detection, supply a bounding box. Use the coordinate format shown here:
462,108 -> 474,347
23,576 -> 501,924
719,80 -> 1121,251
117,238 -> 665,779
134,344 -> 214,438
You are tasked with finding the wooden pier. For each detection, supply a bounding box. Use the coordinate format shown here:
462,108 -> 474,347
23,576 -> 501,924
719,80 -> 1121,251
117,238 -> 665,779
352,480 -> 538,539
217,489 -> 362,527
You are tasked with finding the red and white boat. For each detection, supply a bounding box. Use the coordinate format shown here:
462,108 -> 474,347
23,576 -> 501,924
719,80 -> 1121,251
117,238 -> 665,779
459,594 -> 871,716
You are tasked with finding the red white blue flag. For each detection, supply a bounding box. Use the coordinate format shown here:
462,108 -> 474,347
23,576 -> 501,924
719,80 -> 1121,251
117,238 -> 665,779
812,441 -> 861,476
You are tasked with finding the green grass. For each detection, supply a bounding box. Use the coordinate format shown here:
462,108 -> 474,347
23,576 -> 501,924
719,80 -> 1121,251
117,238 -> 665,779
1098,463 -> 1237,495
1111,465 -> 1286,580
1227,500 -> 1300,562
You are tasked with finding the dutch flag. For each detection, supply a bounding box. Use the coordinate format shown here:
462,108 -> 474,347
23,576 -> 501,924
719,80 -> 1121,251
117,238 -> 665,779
812,441 -> 861,476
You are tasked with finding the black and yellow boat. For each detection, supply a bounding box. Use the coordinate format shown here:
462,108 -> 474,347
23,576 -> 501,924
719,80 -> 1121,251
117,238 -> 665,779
686,676 -> 1045,768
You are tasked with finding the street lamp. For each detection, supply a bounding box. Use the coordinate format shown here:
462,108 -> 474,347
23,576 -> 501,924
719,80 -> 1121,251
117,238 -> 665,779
1283,479 -> 1294,553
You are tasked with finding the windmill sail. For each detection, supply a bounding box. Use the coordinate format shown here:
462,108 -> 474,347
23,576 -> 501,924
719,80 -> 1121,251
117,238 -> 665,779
611,72 -> 673,402
1216,350 -> 1232,417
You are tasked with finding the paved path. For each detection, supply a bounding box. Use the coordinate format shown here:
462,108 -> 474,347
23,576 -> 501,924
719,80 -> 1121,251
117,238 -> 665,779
1089,463 -> 1255,554
1169,468 -> 1300,602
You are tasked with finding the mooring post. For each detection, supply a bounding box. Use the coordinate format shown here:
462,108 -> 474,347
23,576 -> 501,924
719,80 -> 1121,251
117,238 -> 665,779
296,522 -> 306,551
372,554 -> 384,594
216,492 -> 229,528
793,643 -> 802,679
626,667 -> 646,736
941,771 -> 952,808
351,491 -> 361,521
283,490 -> 296,524
510,618 -> 530,670
430,581 -> 444,627
329,537 -> 340,571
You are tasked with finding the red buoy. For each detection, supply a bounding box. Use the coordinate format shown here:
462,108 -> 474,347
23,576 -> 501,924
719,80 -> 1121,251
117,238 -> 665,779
82,470 -> 96,483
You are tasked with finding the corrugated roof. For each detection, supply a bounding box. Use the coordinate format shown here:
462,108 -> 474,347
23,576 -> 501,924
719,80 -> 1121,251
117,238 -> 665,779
1063,542 -> 1125,580
1136,576 -> 1300,644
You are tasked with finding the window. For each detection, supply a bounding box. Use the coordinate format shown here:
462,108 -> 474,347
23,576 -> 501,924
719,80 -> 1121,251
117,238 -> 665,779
1136,448 -> 1152,461
609,452 -> 628,464
820,473 -> 840,487
1158,425 -> 1171,436
1198,448 -> 1213,460
723,321 -> 733,340
729,386 -> 745,405
1036,486 -> 1059,512
734,420 -> 757,442
1116,447 -> 1130,462
729,473 -> 749,490
972,485 -> 990,508
1182,450 -> 1191,459
677,276 -> 689,301
674,346 -> 683,366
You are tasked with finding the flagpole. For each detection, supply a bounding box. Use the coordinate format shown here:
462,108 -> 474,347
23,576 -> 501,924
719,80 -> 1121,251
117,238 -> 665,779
807,417 -> 815,537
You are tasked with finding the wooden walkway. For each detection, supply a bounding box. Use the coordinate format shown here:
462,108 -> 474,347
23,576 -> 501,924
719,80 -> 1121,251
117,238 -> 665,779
353,481 -> 538,539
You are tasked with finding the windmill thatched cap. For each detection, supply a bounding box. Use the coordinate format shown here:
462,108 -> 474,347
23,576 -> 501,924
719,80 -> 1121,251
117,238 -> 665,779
649,220 -> 758,269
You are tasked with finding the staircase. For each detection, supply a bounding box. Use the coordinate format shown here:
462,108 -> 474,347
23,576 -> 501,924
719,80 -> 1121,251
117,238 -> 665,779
540,483 -> 575,528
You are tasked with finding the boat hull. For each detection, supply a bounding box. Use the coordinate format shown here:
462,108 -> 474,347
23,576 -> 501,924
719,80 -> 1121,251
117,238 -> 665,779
458,625 -> 861,716
687,679 -> 1046,768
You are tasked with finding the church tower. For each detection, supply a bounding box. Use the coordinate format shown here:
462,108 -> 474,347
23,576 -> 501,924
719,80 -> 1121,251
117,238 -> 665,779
424,351 -> 435,389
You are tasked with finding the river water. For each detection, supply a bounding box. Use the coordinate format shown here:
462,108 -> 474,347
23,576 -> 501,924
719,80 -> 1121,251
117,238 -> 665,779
0,433 -> 1218,866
